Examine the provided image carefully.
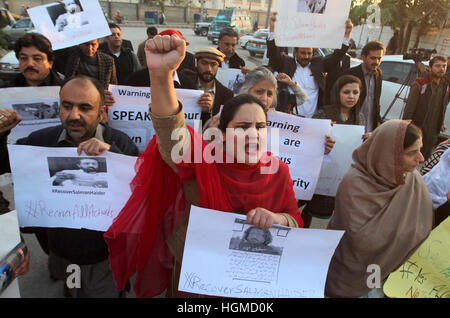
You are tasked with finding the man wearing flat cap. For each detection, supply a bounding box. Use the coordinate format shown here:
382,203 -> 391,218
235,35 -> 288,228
179,47 -> 234,123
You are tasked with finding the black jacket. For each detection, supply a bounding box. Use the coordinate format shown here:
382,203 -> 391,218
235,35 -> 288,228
99,45 -> 139,85
267,39 -> 349,109
4,69 -> 63,88
220,51 -> 245,69
324,54 -> 351,104
179,51 -> 196,73
15,124 -> 138,264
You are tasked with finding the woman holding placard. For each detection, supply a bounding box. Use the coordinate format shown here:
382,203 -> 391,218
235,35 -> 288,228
325,120 -> 433,297
104,33 -> 303,298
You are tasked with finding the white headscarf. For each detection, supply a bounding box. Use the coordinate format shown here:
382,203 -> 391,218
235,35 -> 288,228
423,148 -> 450,209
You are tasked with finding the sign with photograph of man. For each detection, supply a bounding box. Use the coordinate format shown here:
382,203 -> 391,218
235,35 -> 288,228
27,0 -> 111,50
48,157 -> 108,188
8,145 -> 137,231
46,0 -> 89,32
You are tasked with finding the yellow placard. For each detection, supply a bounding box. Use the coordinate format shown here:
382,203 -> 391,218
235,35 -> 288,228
383,217 -> 450,298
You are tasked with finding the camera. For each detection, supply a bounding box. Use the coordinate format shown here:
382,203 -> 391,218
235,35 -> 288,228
403,48 -> 437,63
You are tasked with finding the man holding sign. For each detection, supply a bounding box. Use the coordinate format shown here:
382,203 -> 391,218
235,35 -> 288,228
1,76 -> 138,297
267,13 -> 353,118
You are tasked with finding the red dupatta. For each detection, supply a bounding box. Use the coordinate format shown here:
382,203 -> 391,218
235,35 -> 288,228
104,126 -> 301,298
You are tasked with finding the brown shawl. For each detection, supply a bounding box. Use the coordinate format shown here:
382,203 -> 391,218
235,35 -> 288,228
325,119 -> 433,298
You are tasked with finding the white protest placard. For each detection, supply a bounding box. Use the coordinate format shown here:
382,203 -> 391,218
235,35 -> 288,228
275,0 -> 352,48
179,206 -> 344,298
27,0 -> 111,50
216,68 -> 245,95
0,211 -> 21,298
108,85 -> 203,153
0,86 -> 60,144
8,145 -> 137,232
314,124 -> 364,196
266,111 -> 331,200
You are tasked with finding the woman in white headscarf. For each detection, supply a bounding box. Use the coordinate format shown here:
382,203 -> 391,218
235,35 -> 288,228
423,148 -> 450,227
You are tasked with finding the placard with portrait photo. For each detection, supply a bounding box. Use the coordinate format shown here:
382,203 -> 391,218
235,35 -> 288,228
27,0 -> 110,50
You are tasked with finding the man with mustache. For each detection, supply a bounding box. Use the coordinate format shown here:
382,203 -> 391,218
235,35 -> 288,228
217,27 -> 246,71
4,33 -> 63,88
342,41 -> 385,133
100,23 -> 140,85
403,55 -> 449,159
0,75 -> 138,297
178,47 -> 234,123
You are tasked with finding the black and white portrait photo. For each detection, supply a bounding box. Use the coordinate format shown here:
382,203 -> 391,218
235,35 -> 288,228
12,101 -> 59,120
297,0 -> 328,14
46,0 -> 89,32
48,157 -> 108,188
227,73 -> 246,95
229,219 -> 289,256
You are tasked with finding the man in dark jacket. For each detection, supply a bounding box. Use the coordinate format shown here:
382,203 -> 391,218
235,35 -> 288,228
217,27 -> 246,70
100,23 -> 140,84
342,41 -> 385,132
267,13 -> 353,117
179,47 -> 234,123
403,56 -> 448,159
1,76 -> 138,297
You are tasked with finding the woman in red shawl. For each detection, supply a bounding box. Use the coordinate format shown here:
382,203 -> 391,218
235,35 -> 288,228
105,33 -> 302,297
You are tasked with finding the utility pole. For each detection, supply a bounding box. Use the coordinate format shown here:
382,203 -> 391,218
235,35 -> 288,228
265,0 -> 273,29
200,0 -> 205,21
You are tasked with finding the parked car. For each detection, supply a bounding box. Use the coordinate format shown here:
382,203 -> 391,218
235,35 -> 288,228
194,17 -> 214,36
378,55 -> 449,138
239,28 -> 268,49
0,7 -> 16,29
0,50 -> 19,87
3,17 -> 35,48
207,8 -> 252,44
245,29 -> 269,57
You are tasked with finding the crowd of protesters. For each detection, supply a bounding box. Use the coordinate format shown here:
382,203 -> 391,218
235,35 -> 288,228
0,8 -> 449,299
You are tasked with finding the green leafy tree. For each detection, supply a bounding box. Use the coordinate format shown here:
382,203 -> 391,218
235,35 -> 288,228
351,0 -> 449,53
380,0 -> 449,53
